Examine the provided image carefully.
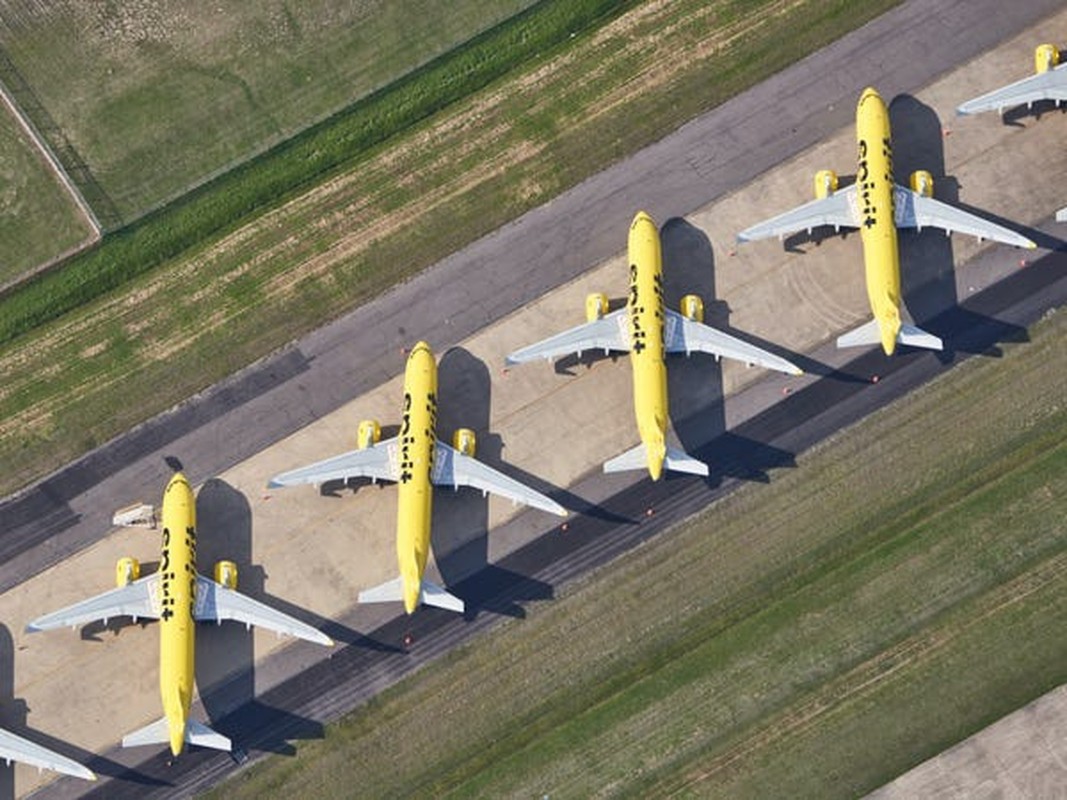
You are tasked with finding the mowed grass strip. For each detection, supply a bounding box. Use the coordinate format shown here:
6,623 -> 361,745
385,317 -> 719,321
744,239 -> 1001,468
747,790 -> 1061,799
0,0 -> 898,497
206,310 -> 1067,799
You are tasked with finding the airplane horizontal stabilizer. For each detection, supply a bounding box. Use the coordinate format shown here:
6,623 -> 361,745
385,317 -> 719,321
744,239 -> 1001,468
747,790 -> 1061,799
186,720 -> 231,751
358,577 -> 404,604
604,443 -> 708,476
603,443 -> 648,474
123,717 -> 231,751
358,576 -> 464,613
420,579 -> 465,613
664,446 -> 709,477
836,319 -> 942,351
121,717 -> 169,748
897,323 -> 943,351
836,319 -> 881,349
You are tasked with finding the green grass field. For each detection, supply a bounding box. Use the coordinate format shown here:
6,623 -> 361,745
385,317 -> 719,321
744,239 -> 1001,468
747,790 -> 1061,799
206,308 -> 1067,799
0,109 -> 93,286
0,0 -> 537,221
0,0 -> 898,497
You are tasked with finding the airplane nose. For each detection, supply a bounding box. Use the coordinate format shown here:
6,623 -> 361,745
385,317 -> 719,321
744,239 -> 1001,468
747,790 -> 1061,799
631,210 -> 655,228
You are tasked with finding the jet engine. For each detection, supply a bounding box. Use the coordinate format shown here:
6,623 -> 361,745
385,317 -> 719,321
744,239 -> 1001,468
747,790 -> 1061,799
357,419 -> 381,449
115,557 -> 140,587
453,428 -> 476,457
910,170 -> 934,197
215,560 -> 238,590
585,292 -> 609,322
1035,44 -> 1060,74
814,169 -> 838,199
679,294 -> 704,323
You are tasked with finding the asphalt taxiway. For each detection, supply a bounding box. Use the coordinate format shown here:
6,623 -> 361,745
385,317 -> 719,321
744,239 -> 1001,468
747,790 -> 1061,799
4,0 -> 1067,796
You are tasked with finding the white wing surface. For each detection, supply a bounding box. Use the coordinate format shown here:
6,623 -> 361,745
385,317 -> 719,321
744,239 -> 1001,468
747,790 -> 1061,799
431,441 -> 566,516
664,309 -> 802,375
0,728 -> 95,780
505,309 -> 628,364
267,439 -> 398,488
892,185 -> 1036,248
957,66 -> 1067,115
193,575 -> 332,646
26,575 -> 159,632
736,185 -> 858,242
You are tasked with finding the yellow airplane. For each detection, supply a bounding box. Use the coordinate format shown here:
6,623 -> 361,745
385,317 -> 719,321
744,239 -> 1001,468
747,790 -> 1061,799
506,211 -> 802,481
0,722 -> 94,781
27,472 -> 332,757
738,87 -> 1036,356
269,342 -> 566,615
956,45 -> 1067,222
957,44 -> 1067,116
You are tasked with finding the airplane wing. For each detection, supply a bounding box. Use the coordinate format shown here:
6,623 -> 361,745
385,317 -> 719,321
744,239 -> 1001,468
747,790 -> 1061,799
892,185 -> 1036,248
736,185 -> 858,242
664,309 -> 802,375
193,575 -> 332,646
0,727 -> 95,780
267,439 -> 398,488
26,575 -> 160,632
431,441 -> 566,516
956,67 -> 1067,115
505,308 -> 629,364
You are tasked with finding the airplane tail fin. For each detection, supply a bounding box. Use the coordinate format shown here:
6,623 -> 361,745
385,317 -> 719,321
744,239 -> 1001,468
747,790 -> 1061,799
122,717 -> 231,751
603,443 -> 708,477
836,319 -> 942,351
359,576 -> 465,613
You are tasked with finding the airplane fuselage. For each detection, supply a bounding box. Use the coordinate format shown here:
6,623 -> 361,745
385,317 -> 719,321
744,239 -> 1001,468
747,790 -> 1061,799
396,342 -> 438,613
158,472 -> 198,756
627,211 -> 669,480
855,87 -> 903,355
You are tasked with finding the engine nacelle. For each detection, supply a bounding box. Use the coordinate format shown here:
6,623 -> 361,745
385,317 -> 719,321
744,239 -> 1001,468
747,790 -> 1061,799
585,292 -> 609,323
814,169 -> 838,199
910,170 -> 934,197
679,294 -> 704,323
214,560 -> 238,590
1035,44 -> 1060,74
357,419 -> 381,450
452,427 -> 476,457
116,557 -> 140,588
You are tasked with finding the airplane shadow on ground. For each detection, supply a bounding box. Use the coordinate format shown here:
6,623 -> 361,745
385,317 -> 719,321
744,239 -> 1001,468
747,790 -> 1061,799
0,625 -> 153,797
889,93 -> 1034,361
194,480 -> 327,758
432,348 -> 555,621
1001,98 -> 1067,127
660,218 -> 797,486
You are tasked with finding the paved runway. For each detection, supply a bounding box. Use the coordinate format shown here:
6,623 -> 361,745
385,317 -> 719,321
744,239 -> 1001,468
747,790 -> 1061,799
5,0 -> 1067,796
